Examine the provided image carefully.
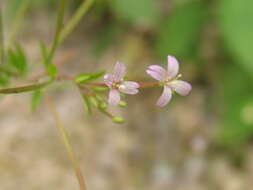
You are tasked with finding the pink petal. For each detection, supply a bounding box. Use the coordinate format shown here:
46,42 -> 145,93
167,56 -> 179,79
119,81 -> 140,94
113,62 -> 126,82
156,86 -> 172,107
119,81 -> 139,94
146,65 -> 167,81
108,89 -> 120,105
169,80 -> 192,96
104,74 -> 114,87
122,81 -> 140,89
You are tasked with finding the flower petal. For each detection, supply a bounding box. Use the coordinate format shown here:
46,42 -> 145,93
156,86 -> 172,107
167,55 -> 179,79
104,74 -> 114,87
122,81 -> 140,88
113,62 -> 126,82
119,81 -> 139,94
169,80 -> 192,96
108,89 -> 121,105
146,65 -> 167,81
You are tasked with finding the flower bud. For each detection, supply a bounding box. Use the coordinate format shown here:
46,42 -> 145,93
112,116 -> 125,124
119,101 -> 127,107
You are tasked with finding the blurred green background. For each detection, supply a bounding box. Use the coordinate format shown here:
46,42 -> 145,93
1,0 -> 253,189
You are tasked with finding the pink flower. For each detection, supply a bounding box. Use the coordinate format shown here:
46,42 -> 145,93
104,62 -> 139,105
146,56 -> 192,107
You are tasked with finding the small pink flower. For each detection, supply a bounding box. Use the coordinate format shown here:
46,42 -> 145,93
104,62 -> 139,105
146,56 -> 192,107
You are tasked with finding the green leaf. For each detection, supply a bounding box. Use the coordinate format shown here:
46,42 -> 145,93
156,1 -> 206,58
75,71 -> 105,84
31,90 -> 43,111
7,44 -> 28,75
15,44 -> 27,74
0,73 -> 10,86
39,41 -> 48,61
46,63 -> 57,78
90,86 -> 108,93
82,95 -> 92,114
218,0 -> 253,75
111,0 -> 159,25
39,41 -> 58,79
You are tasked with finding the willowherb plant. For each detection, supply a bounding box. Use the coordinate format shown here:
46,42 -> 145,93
0,0 -> 191,189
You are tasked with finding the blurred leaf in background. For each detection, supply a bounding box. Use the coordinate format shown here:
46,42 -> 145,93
110,0 -> 159,26
218,64 -> 253,147
216,0 -> 253,147
218,0 -> 253,76
156,1 -> 206,59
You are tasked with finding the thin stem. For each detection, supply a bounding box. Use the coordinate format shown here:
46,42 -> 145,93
0,80 -> 51,94
47,0 -> 66,62
45,95 -> 87,190
138,82 -> 160,88
0,7 -> 4,65
59,0 -> 95,45
7,0 -> 30,47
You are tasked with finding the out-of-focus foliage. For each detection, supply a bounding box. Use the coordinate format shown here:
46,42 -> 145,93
218,0 -> 253,76
156,1 -> 206,59
218,65 -> 253,146
110,0 -> 159,26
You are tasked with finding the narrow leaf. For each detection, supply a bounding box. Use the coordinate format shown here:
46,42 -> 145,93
31,89 -> 43,111
75,71 -> 105,84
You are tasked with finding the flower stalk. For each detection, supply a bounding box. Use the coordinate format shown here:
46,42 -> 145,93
45,95 -> 87,190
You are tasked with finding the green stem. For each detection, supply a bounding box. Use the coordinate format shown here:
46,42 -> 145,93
47,0 -> 66,61
46,96 -> 87,190
7,0 -> 30,47
0,80 -> 51,94
0,8 -> 4,65
59,0 -> 95,45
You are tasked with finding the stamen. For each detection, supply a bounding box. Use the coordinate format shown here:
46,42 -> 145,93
176,74 -> 182,79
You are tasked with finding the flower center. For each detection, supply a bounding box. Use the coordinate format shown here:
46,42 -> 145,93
163,74 -> 182,85
112,81 -> 123,89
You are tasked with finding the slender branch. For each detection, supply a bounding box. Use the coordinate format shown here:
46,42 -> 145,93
0,7 -> 4,65
59,0 -> 95,45
0,80 -> 51,94
45,95 -> 87,190
47,0 -> 66,62
7,0 -> 30,47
